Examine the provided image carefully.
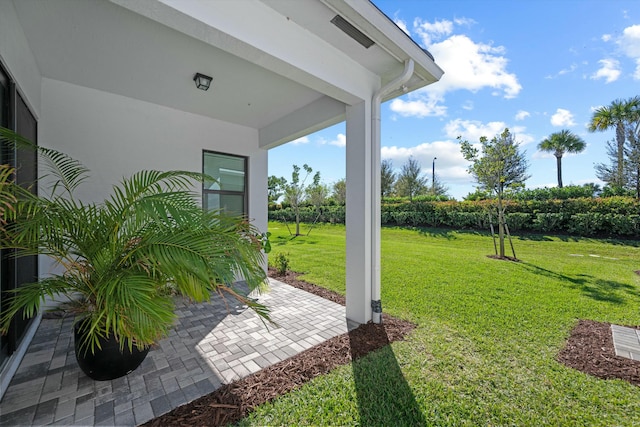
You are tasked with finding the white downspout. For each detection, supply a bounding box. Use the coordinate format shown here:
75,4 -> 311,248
370,59 -> 414,324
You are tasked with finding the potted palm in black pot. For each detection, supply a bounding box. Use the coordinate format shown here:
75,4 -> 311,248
0,127 -> 271,380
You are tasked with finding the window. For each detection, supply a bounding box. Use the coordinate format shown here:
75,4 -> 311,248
203,151 -> 247,217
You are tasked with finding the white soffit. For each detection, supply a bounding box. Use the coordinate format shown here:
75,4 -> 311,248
11,0 -> 442,132
11,0 -> 325,129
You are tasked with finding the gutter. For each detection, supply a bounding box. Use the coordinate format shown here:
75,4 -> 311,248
370,59 -> 414,324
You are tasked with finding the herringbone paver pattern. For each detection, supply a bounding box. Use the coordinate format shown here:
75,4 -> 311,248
0,278 -> 351,426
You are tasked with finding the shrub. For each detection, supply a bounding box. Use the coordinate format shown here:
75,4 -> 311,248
568,213 -> 607,236
271,252 -> 290,275
532,213 -> 565,233
505,213 -> 531,231
609,214 -> 640,236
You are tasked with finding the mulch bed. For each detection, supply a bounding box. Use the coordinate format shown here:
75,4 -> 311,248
557,319 -> 640,386
143,269 -> 415,427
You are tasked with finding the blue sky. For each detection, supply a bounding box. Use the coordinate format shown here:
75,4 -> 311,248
268,1 -> 640,200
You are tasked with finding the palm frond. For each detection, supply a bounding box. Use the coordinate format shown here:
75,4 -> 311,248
0,127 -> 90,197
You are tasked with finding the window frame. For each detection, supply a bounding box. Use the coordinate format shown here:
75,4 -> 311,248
202,150 -> 249,217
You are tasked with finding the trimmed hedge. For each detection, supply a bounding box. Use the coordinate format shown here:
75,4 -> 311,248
268,197 -> 640,237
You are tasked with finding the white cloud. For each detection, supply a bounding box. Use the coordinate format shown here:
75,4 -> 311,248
617,24 -> 640,79
444,119 -> 508,141
389,95 -> 447,118
382,140 -> 471,183
462,100 -> 474,111
413,18 -> 454,45
546,63 -> 581,79
291,136 -> 309,145
550,108 -> 576,127
590,58 -> 621,83
443,119 -> 534,145
618,25 -> 640,57
515,110 -> 530,121
388,17 -> 521,119
394,19 -> 410,35
602,34 -> 612,42
425,34 -> 521,99
328,133 -> 346,147
317,133 -> 346,147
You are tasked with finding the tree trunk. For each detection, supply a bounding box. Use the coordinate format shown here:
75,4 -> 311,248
616,122 -> 625,187
556,155 -> 563,188
497,194 -> 505,258
295,210 -> 300,235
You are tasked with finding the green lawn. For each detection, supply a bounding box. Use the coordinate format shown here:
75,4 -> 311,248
241,222 -> 640,426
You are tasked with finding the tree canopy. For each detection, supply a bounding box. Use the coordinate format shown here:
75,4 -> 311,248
395,157 -> 429,202
538,129 -> 586,188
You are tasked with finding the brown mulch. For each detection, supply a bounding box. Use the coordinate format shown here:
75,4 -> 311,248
557,319 -> 640,386
143,269 -> 415,427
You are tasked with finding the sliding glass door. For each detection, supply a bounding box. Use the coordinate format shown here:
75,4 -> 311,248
0,65 -> 38,369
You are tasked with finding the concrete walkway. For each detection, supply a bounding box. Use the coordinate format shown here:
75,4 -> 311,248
611,324 -> 640,361
0,278 -> 353,426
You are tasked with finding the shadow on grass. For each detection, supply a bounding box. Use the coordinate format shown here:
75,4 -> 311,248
383,225 -> 462,240
349,328 -> 426,426
518,261 -> 636,304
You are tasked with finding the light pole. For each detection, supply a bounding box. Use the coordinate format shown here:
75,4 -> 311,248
432,157 -> 437,194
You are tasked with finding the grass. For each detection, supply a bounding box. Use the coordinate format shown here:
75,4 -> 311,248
241,222 -> 640,426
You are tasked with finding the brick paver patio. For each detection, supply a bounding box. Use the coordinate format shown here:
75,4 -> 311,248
0,278 -> 353,426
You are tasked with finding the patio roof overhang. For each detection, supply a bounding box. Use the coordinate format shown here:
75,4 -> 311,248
11,0 -> 442,146
8,0 -> 443,325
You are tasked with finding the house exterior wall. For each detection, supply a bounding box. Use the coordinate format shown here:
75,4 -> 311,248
39,78 -> 268,234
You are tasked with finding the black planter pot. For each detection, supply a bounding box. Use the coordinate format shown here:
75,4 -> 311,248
74,321 -> 149,381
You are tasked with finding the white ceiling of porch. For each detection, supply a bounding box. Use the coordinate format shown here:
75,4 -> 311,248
11,0 -> 440,132
12,0 -> 324,130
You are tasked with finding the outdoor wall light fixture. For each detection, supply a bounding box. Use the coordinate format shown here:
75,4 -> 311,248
193,73 -> 212,91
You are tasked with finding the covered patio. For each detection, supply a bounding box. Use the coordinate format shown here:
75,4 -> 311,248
0,0 -> 443,406
0,278 -> 355,425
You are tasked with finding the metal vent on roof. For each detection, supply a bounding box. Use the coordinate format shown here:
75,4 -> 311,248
331,15 -> 374,49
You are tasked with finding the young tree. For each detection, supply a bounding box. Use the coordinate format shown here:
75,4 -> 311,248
268,175 -> 287,204
395,156 -> 428,201
306,179 -> 328,213
594,139 -> 622,191
588,96 -> 640,187
380,159 -> 396,197
537,129 -> 586,188
332,178 -> 346,205
626,125 -> 640,198
430,174 -> 449,197
459,128 -> 529,259
283,164 -> 314,236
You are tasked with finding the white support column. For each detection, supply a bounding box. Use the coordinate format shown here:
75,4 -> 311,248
345,99 -> 376,324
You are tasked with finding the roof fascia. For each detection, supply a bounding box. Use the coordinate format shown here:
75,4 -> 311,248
322,0 -> 444,98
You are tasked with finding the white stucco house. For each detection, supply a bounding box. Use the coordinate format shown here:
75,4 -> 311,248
0,0 -> 443,397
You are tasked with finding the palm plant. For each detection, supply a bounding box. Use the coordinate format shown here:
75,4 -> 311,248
588,96 -> 640,187
538,129 -> 586,188
0,127 -> 271,355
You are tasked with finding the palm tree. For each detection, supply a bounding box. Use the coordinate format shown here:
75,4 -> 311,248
588,96 -> 640,187
538,129 -> 586,188
0,127 -> 272,356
